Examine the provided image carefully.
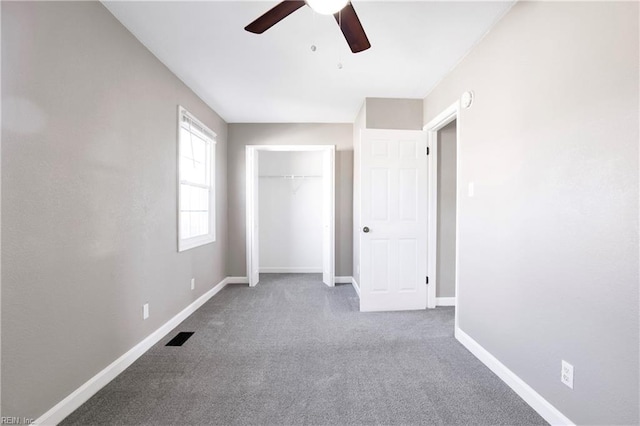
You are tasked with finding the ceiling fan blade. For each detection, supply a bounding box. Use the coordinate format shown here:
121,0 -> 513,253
334,3 -> 371,53
245,1 -> 306,34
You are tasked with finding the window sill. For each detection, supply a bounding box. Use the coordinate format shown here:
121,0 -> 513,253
178,234 -> 216,252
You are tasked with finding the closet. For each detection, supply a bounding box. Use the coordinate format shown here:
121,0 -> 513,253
259,151 -> 323,273
245,145 -> 335,287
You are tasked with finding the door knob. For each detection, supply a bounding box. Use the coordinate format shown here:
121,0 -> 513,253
363,226 -> 370,233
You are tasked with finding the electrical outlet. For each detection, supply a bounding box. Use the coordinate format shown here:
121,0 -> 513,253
143,303 -> 149,320
191,278 -> 195,290
561,360 -> 574,389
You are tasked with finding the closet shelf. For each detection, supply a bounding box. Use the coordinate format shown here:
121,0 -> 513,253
259,175 -> 322,179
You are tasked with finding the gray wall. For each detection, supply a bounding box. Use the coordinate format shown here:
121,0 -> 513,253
365,98 -> 423,130
423,2 -> 638,424
227,124 -> 353,277
2,2 -> 228,419
436,121 -> 456,298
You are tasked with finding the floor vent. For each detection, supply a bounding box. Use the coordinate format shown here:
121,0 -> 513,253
166,332 -> 194,347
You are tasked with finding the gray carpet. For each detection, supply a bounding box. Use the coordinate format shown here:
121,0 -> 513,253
61,273 -> 547,426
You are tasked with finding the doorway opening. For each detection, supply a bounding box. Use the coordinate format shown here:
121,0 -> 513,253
425,102 -> 460,319
246,145 -> 335,288
435,120 -> 457,306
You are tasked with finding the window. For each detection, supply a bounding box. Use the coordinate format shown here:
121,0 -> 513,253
177,106 -> 216,251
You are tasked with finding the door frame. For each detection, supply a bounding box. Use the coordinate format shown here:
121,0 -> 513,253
424,102 -> 460,316
245,145 -> 335,287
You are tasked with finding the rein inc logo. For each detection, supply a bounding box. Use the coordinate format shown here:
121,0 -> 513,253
1,418 -> 34,425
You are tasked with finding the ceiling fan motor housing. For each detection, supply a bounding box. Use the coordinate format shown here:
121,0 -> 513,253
305,0 -> 349,15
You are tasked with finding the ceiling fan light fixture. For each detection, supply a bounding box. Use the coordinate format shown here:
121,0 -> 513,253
305,0 -> 349,15
245,1 -> 370,53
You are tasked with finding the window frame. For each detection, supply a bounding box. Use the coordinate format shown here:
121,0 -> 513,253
177,106 -> 216,252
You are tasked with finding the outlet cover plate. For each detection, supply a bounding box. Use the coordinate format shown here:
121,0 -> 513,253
561,360 -> 574,389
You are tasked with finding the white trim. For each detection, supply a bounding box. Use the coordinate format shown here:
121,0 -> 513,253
424,102 -> 460,134
322,146 -> 336,287
226,276 -> 249,284
246,147 -> 258,286
32,277 -> 229,426
177,105 -> 217,252
245,145 -> 332,152
455,328 -> 575,426
179,106 -> 217,139
334,276 -> 352,284
424,102 -> 460,333
351,277 -> 361,298
436,297 -> 456,306
259,267 -> 322,273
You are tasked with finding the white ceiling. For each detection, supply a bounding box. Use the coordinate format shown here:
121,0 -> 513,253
103,1 -> 513,123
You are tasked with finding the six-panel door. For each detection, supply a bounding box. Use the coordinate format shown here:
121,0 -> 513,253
360,129 -> 428,312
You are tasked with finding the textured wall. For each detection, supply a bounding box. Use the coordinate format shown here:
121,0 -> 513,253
436,121 -> 457,298
2,2 -> 228,419
366,98 -> 423,130
423,2 -> 639,424
227,124 -> 353,277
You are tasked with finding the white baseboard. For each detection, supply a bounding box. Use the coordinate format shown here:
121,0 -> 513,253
259,267 -> 322,273
455,328 -> 574,426
351,277 -> 361,298
229,276 -> 349,285
32,277 -> 230,426
35,277 -> 572,426
226,276 -> 249,284
436,296 -> 456,306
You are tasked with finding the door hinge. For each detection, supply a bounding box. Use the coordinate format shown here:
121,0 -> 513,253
426,276 -> 429,285
426,147 -> 430,155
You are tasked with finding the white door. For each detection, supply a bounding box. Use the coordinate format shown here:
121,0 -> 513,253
322,147 -> 335,286
359,129 -> 428,312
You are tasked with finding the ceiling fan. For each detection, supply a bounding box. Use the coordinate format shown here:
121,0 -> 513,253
244,0 -> 371,53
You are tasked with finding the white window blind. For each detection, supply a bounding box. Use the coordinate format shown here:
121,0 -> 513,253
178,106 -> 216,251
